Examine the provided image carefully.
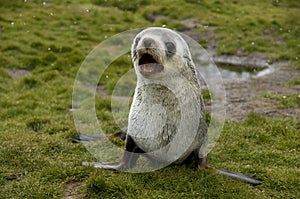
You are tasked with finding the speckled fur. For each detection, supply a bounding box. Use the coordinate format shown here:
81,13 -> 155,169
128,27 -> 207,163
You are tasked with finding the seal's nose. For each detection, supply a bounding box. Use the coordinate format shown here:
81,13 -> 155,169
143,38 -> 154,48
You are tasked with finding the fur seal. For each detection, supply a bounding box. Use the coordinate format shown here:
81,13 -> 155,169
76,27 -> 261,185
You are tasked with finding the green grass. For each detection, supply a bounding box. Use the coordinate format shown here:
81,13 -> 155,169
286,78 -> 300,86
0,0 -> 299,198
263,92 -> 300,109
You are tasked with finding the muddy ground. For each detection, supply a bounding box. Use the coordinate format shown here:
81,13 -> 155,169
180,23 -> 300,121
223,62 -> 300,121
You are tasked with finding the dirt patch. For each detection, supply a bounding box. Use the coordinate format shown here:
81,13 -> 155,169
62,181 -> 85,199
224,63 -> 300,121
6,68 -> 31,78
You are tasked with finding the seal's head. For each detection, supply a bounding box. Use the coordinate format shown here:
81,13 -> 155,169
131,27 -> 193,79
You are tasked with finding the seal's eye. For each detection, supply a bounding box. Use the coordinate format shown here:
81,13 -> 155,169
133,37 -> 141,49
165,42 -> 176,57
136,37 -> 141,43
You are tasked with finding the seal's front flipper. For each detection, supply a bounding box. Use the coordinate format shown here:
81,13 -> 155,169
82,135 -> 143,171
72,128 -> 127,143
111,129 -> 127,141
72,133 -> 107,143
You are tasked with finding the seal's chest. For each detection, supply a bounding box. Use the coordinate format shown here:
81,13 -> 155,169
127,85 -> 181,152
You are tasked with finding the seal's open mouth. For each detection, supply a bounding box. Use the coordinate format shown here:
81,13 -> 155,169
138,53 -> 164,77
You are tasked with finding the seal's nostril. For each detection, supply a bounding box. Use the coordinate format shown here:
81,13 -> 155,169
143,38 -> 154,48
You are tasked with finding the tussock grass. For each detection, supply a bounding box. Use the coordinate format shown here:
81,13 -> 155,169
0,0 -> 299,198
263,93 -> 300,109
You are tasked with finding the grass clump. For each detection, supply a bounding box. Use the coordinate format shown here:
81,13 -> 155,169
201,89 -> 212,104
83,175 -> 120,198
286,78 -> 300,86
25,117 -> 51,132
0,68 -> 11,80
263,92 -> 300,109
19,76 -> 41,89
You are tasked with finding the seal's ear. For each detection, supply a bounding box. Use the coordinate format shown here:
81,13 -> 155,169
182,52 -> 201,87
184,54 -> 197,76
183,46 -> 195,69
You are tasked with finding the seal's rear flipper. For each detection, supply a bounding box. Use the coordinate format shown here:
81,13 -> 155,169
197,156 -> 262,186
72,129 -> 127,143
215,169 -> 262,186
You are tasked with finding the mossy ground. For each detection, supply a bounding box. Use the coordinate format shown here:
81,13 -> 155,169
0,0 -> 299,198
